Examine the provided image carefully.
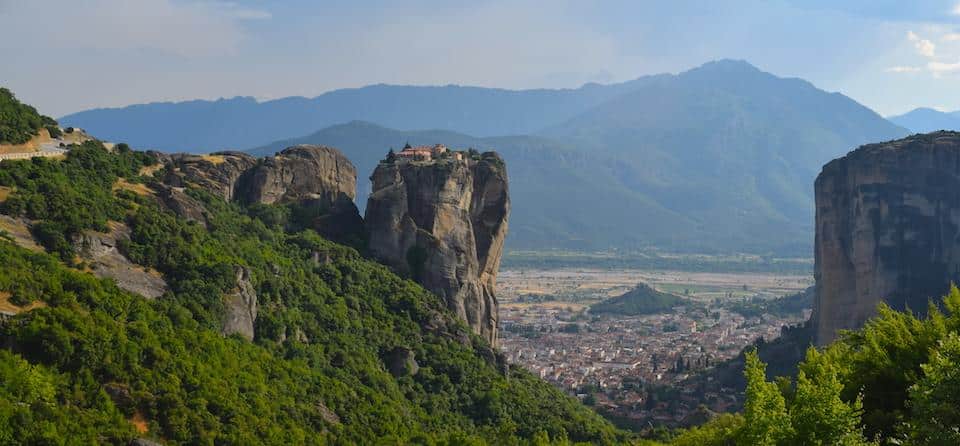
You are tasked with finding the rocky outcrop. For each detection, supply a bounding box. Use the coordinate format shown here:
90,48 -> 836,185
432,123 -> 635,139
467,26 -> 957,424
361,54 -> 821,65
161,152 -> 257,201
74,223 -> 168,299
153,185 -> 207,224
222,266 -> 258,341
814,131 -> 960,344
238,145 -> 356,206
238,145 -> 363,243
365,152 -> 509,346
155,146 -> 363,244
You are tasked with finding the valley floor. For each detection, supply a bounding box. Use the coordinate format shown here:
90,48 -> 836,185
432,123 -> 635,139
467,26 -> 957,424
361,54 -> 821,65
497,266 -> 813,428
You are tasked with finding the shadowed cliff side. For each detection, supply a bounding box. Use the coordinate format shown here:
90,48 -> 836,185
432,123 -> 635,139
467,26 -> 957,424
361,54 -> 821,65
365,151 -> 509,346
814,131 -> 960,344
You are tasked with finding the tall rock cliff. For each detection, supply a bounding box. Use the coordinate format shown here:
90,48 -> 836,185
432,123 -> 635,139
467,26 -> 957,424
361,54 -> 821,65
238,145 -> 363,243
158,146 -> 363,243
814,131 -> 960,344
365,152 -> 509,346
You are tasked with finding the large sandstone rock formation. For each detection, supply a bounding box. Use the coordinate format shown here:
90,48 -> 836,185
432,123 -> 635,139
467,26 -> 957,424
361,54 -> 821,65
156,146 -> 363,243
238,145 -> 356,206
238,145 -> 363,243
160,152 -> 257,201
365,152 -> 509,346
814,131 -> 960,344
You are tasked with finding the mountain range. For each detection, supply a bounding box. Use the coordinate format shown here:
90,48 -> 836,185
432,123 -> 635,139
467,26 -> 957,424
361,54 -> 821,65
60,60 -> 908,254
888,107 -> 960,133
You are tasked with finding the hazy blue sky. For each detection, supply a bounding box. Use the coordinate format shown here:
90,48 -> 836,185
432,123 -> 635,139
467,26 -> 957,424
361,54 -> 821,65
3,0 -> 960,117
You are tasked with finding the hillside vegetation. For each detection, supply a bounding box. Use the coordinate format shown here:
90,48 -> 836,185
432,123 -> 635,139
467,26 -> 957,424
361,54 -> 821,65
0,141 -> 621,444
0,88 -> 58,145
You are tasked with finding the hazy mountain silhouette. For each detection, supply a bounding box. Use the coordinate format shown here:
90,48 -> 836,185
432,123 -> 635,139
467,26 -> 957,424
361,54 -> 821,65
60,78 -> 663,152
888,107 -> 960,133
62,60 -> 907,253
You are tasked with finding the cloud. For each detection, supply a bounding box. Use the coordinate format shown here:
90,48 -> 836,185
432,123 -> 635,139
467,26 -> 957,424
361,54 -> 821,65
886,65 -> 923,73
0,0 -> 270,57
908,31 -> 937,57
944,32 -> 960,41
953,2 -> 960,15
928,60 -> 960,76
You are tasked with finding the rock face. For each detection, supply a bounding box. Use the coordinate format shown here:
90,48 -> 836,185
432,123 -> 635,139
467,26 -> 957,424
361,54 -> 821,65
74,223 -> 168,299
221,266 -> 258,341
238,145 -> 356,206
156,146 -> 363,244
814,131 -> 960,344
365,152 -> 509,346
161,152 -> 257,201
238,145 -> 362,243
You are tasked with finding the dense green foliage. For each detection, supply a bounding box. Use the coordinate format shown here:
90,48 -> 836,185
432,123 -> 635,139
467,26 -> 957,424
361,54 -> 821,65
725,287 -> 813,319
659,287 -> 960,445
0,142 -> 621,444
0,141 -> 154,259
0,88 -> 57,145
590,284 -> 684,316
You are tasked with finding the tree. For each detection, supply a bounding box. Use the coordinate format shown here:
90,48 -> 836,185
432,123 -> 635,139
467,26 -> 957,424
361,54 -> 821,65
738,350 -> 793,445
790,347 -> 872,446
907,332 -> 960,445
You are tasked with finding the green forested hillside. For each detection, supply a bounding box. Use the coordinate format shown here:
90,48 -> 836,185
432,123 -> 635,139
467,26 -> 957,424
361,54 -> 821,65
0,88 -> 58,144
0,142 -> 620,444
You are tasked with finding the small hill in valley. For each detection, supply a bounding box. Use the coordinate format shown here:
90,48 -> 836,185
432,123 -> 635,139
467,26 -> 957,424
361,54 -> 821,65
590,283 -> 685,316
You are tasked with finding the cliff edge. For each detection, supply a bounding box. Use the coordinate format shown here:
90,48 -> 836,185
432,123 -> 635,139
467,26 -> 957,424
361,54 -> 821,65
814,131 -> 960,344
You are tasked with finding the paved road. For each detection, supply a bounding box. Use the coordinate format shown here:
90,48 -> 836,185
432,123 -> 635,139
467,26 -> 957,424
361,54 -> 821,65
0,146 -> 68,161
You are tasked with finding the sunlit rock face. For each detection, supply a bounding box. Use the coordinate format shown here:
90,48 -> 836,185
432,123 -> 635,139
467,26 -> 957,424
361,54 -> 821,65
365,152 -> 509,346
814,131 -> 960,344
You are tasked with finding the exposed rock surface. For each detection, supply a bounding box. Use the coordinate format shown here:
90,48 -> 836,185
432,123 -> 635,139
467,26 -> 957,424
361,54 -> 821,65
160,152 -> 256,201
153,184 -> 207,225
238,145 -> 356,206
814,131 -> 960,344
365,153 -> 509,346
155,146 -> 363,244
74,223 -> 168,299
238,145 -> 362,243
222,266 -> 258,341
0,214 -> 42,251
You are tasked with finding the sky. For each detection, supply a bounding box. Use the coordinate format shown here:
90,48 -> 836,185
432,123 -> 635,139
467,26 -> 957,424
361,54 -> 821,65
2,0 -> 960,117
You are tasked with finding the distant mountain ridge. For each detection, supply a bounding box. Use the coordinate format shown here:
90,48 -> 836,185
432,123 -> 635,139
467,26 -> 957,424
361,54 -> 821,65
60,77 -> 662,152
888,107 -> 960,133
60,60 -> 908,254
